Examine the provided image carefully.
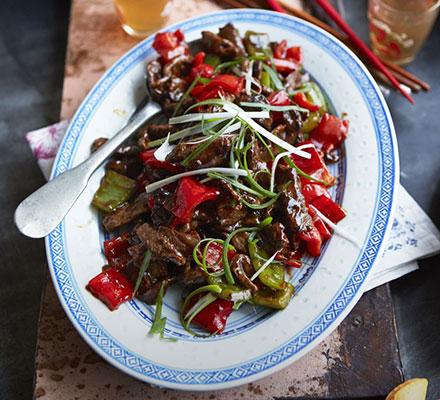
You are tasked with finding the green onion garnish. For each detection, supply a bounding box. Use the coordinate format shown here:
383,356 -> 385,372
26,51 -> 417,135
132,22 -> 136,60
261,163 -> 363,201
239,101 -> 309,114
181,285 -> 222,337
181,118 -> 238,167
207,171 -> 266,199
148,281 -> 177,342
222,217 -> 273,285
147,121 -> 223,148
133,250 -> 152,296
240,193 -> 281,210
172,73 -> 202,117
262,63 -> 283,91
193,239 -> 235,277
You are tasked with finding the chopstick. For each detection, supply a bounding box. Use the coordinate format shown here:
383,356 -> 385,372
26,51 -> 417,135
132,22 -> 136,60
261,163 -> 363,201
222,0 -> 429,96
277,0 -> 430,92
312,0 -> 413,103
221,0 -> 267,9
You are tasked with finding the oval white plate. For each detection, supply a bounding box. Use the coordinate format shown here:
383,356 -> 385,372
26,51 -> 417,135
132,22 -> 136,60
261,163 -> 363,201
46,9 -> 398,391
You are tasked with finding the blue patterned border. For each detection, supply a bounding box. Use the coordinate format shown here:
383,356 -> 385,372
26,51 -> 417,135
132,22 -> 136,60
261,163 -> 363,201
46,10 -> 397,389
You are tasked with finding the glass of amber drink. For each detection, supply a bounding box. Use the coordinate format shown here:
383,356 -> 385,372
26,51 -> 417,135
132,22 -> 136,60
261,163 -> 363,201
114,0 -> 169,38
368,0 -> 440,65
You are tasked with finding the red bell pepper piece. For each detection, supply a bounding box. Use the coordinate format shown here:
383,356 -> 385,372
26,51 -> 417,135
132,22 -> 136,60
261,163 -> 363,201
298,226 -> 322,257
310,113 -> 349,154
193,51 -> 205,67
195,86 -> 225,102
87,268 -> 134,311
152,29 -> 190,64
275,247 -> 304,268
267,89 -> 290,124
270,58 -> 300,75
274,39 -> 288,59
203,241 -> 237,272
103,233 -> 132,271
308,206 -> 332,242
189,63 -> 215,82
286,46 -> 303,64
171,177 -> 220,224
139,150 -> 184,174
207,74 -> 244,96
185,294 -> 234,334
311,195 -> 347,223
290,141 -> 335,185
190,84 -> 209,96
293,92 -> 319,112
267,89 -> 290,106
300,177 -> 332,204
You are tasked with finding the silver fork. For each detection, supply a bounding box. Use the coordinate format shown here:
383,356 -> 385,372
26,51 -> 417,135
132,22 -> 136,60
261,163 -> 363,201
14,99 -> 161,239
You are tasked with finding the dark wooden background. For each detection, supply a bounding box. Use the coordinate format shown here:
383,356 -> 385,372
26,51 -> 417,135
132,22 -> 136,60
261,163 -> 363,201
0,0 -> 439,398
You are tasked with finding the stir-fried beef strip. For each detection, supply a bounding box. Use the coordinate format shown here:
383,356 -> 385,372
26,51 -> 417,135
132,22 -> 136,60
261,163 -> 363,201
136,223 -> 200,266
261,222 -> 290,252
103,192 -> 150,231
230,231 -> 250,254
218,23 -> 246,57
138,124 -> 176,151
230,254 -> 258,295
283,110 -> 304,145
212,180 -> 248,233
201,30 -> 244,59
166,135 -> 235,170
275,165 -> 313,233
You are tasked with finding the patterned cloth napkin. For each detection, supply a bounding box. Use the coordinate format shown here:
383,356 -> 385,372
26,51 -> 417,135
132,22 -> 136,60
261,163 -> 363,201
26,122 -> 440,291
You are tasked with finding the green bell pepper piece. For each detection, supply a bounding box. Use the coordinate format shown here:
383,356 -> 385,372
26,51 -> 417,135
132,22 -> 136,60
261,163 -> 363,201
250,282 -> 294,309
204,53 -> 221,69
261,70 -> 271,88
92,169 -> 137,213
244,31 -> 271,57
301,82 -> 328,113
208,275 -> 252,302
248,240 -> 286,291
302,111 -> 321,134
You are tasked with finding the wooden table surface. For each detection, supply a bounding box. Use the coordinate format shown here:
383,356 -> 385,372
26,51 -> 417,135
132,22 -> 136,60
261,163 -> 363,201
33,0 -> 403,398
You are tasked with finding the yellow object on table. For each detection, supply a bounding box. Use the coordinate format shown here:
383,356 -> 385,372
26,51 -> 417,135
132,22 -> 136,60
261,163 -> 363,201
386,378 -> 428,400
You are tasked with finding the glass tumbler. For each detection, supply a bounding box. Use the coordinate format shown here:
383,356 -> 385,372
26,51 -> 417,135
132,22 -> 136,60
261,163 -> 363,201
114,0 -> 170,38
368,0 -> 440,65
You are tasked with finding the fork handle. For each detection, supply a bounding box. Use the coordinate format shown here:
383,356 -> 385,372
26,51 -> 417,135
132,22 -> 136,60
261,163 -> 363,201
14,101 -> 161,239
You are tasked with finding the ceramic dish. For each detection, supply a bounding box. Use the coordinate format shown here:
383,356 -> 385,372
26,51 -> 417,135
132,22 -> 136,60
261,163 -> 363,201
46,9 -> 398,390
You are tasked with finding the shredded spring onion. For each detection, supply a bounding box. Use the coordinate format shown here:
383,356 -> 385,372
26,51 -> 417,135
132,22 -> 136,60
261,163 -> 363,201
250,250 -> 280,281
270,151 -> 293,192
153,133 -> 175,161
239,101 -> 309,114
222,217 -> 273,285
310,205 -> 362,248
181,285 -> 222,337
219,100 -> 311,159
261,63 -> 283,91
240,192 -> 281,210
193,239 -> 235,277
147,121 -> 223,148
181,119 -> 239,167
148,281 -> 177,342
133,250 -> 152,296
207,171 -> 266,199
245,60 -> 254,95
169,111 -> 270,124
172,73 -> 201,117
145,168 -> 247,193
